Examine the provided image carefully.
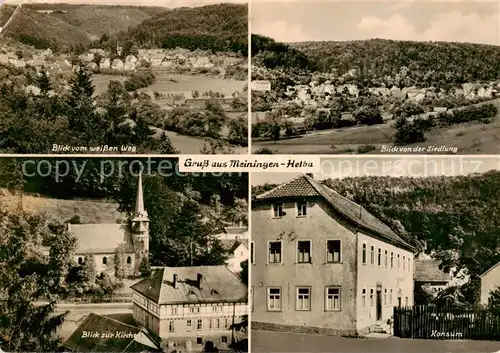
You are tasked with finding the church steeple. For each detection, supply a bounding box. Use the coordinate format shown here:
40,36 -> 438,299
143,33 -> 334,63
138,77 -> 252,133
130,172 -> 149,233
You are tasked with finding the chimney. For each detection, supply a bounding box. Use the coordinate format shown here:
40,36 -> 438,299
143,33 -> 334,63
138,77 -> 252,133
197,273 -> 203,288
306,173 -> 314,179
173,274 -> 178,289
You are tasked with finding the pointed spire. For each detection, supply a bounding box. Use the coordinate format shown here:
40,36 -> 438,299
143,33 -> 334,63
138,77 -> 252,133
135,172 -> 145,215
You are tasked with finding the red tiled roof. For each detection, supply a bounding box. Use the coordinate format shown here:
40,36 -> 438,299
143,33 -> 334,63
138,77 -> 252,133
255,175 -> 413,251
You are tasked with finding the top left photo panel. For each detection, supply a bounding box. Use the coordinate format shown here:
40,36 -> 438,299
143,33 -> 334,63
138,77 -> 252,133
0,0 -> 249,155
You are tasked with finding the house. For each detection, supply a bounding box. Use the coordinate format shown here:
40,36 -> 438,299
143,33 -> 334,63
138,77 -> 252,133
414,259 -> 451,295
63,313 -> 160,352
220,239 -> 248,273
480,261 -> 500,305
42,174 -> 149,277
251,174 -> 415,336
251,80 -> 271,92
214,224 -> 248,241
131,266 -> 248,352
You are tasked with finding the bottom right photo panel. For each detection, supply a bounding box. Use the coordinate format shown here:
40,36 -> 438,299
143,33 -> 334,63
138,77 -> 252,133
250,156 -> 500,353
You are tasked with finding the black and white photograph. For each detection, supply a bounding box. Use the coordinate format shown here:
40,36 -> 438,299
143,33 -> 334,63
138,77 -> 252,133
250,156 -> 500,353
250,1 -> 500,155
0,0 -> 248,154
0,157 -> 248,352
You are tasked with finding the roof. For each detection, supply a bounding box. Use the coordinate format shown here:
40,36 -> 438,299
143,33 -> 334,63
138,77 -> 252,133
255,175 -> 413,251
63,313 -> 159,352
414,259 -> 451,283
480,260 -> 500,278
131,266 -> 247,305
224,226 -> 248,235
69,223 -> 134,254
220,239 -> 249,252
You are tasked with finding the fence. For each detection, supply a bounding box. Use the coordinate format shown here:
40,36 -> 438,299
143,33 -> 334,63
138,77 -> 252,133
393,305 -> 500,341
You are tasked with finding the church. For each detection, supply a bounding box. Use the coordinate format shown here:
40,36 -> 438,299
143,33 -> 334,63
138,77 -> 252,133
44,174 -> 150,277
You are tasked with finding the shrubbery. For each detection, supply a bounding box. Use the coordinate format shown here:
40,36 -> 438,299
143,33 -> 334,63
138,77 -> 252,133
124,70 -> 156,91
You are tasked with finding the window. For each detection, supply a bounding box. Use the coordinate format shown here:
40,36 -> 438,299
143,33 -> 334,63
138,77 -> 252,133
384,289 -> 387,305
297,202 -> 307,216
325,287 -> 341,311
250,287 -> 254,312
297,240 -> 311,263
326,240 -> 341,263
391,252 -> 394,268
126,256 -> 131,264
197,319 -> 202,330
405,297 -> 409,306
215,319 -> 220,329
267,287 -> 281,311
273,204 -> 284,218
370,289 -> 374,307
296,287 -> 311,310
223,318 -> 228,329
221,336 -> 227,344
362,243 -> 367,264
390,289 -> 393,305
361,288 -> 367,309
370,246 -> 374,265
197,337 -> 203,345
378,248 -> 382,266
268,241 -> 282,263
208,319 -> 213,329
171,307 -> 177,315
212,306 -> 217,312
169,321 -> 175,332
408,257 -> 411,272
384,250 -> 388,268
186,320 -> 192,331
102,257 -> 107,265
397,254 -> 401,269
403,256 -> 406,270
78,257 -> 83,265
250,242 -> 255,264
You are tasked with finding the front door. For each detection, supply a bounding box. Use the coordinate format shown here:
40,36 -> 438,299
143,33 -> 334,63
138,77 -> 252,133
376,290 -> 382,320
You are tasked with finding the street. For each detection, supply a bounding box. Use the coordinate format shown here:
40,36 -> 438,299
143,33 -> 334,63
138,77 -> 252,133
251,330 -> 500,353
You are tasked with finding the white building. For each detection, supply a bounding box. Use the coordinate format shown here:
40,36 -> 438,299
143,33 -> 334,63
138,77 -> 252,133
251,80 -> 271,92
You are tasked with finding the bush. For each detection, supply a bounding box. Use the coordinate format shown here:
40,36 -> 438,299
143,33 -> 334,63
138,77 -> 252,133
123,70 -> 156,92
394,117 -> 427,145
254,148 -> 273,154
357,145 -> 376,154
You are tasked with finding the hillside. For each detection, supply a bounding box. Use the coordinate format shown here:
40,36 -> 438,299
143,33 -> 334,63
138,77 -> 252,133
291,39 -> 500,86
123,3 -> 248,55
0,3 -> 166,50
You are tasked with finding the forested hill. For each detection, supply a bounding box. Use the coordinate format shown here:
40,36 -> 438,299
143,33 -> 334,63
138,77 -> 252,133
0,3 -> 166,50
0,3 -> 247,54
121,3 -> 248,55
323,171 -> 500,283
291,39 -> 500,85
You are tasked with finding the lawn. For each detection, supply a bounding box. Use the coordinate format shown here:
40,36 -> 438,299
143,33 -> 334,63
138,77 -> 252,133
92,74 -> 128,95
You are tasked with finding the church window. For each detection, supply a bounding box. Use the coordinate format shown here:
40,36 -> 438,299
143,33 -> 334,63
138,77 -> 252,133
78,257 -> 83,265
127,256 -> 132,264
102,257 -> 107,265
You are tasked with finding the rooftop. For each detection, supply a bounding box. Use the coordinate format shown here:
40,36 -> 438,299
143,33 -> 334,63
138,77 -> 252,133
254,174 -> 413,251
131,266 -> 247,305
69,223 -> 134,254
414,259 -> 451,283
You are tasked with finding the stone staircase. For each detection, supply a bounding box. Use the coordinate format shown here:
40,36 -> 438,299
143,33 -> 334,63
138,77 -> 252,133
366,321 -> 392,338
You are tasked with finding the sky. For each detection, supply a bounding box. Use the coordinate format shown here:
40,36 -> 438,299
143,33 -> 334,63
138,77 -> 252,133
251,156 -> 500,185
2,0 -> 245,7
251,0 -> 500,45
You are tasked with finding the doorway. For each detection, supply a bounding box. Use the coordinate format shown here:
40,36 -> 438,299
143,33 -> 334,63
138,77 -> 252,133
376,290 -> 382,320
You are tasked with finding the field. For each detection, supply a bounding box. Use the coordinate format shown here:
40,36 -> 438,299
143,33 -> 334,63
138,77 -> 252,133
139,72 -> 246,98
0,192 -> 123,223
92,74 -> 128,95
252,99 -> 500,154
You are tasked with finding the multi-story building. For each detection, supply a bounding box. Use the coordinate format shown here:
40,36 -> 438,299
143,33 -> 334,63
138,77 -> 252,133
251,174 -> 415,336
131,265 -> 248,352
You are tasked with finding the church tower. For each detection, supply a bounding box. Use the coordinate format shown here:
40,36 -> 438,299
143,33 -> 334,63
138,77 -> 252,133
130,173 -> 150,262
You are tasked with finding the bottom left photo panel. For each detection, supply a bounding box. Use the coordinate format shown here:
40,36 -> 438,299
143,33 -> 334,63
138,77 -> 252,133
0,157 -> 249,353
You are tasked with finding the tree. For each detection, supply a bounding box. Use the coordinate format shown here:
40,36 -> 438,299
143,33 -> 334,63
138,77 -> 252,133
114,248 -> 125,280
239,260 -> 248,286
0,211 -> 71,352
82,253 -> 96,283
139,257 -> 151,277
36,69 -> 52,95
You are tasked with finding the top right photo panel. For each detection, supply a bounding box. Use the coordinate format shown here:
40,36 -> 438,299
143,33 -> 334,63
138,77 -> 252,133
250,0 -> 500,155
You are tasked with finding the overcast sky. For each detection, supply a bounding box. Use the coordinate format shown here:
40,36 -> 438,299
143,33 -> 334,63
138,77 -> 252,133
2,0 -> 245,7
251,0 -> 499,45
251,156 -> 500,185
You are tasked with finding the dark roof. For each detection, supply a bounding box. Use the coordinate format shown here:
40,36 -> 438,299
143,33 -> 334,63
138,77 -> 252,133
220,239 -> 248,252
131,266 -> 247,305
63,313 -> 159,352
414,259 -> 451,283
255,175 -> 413,251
